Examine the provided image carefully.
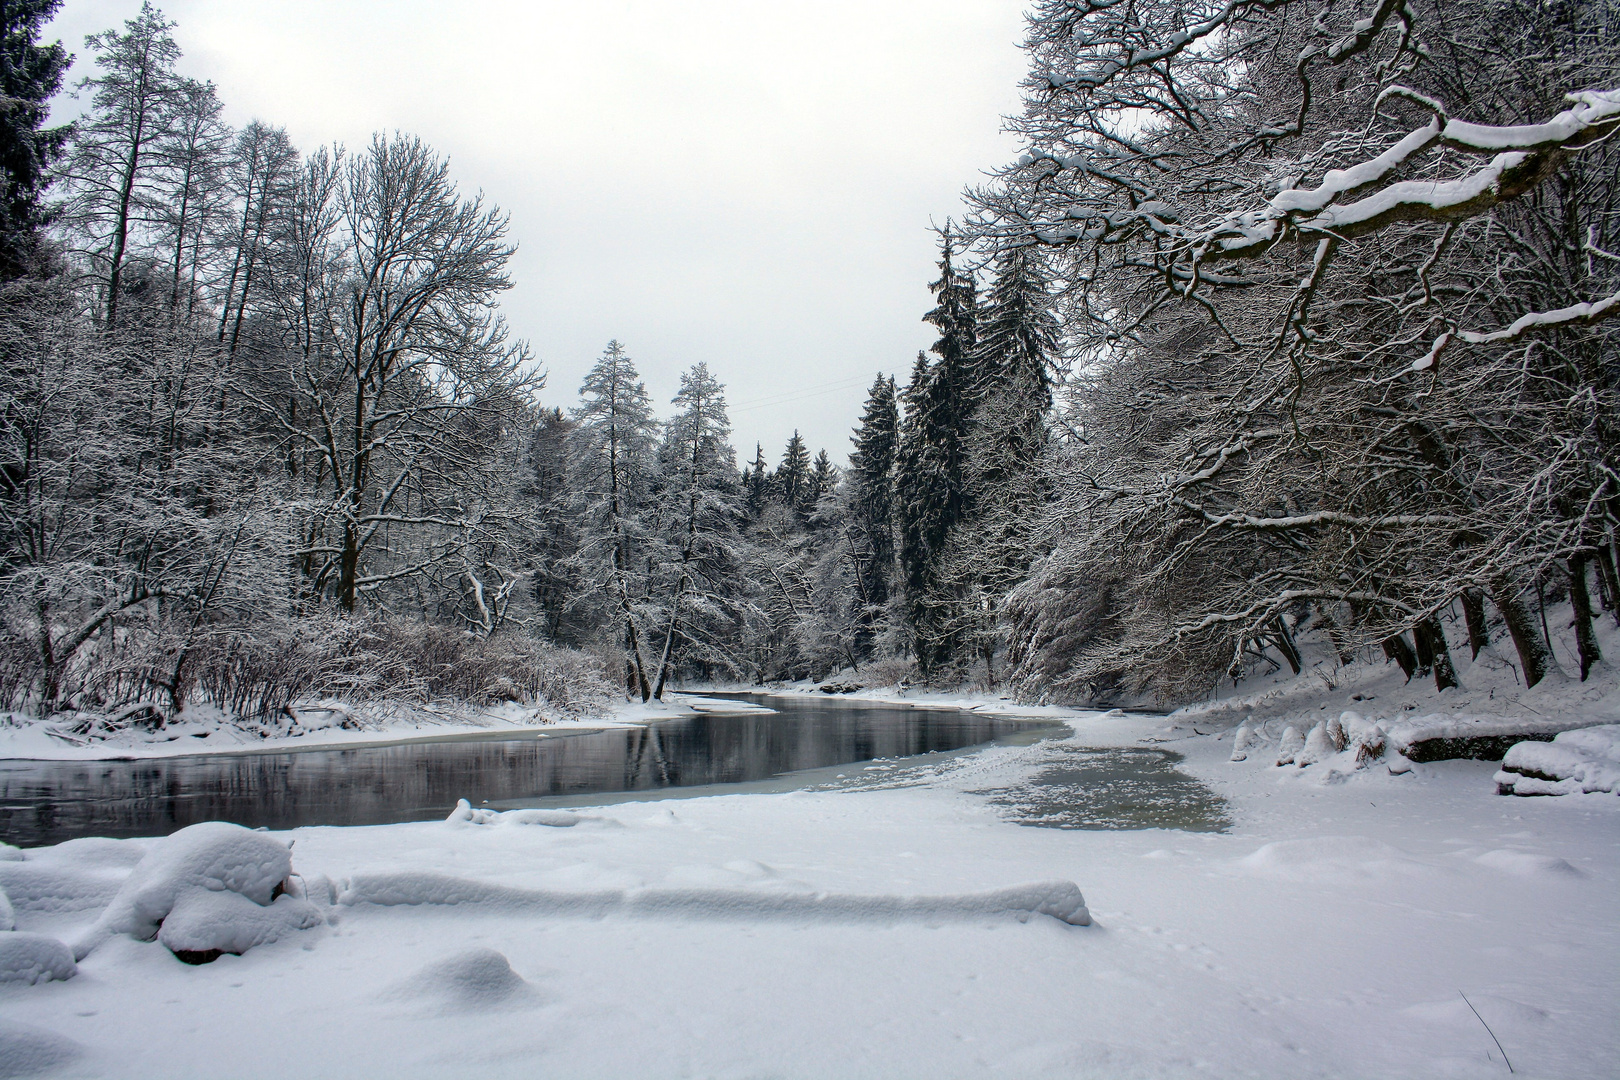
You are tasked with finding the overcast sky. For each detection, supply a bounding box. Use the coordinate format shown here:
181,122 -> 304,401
45,1 -> 1030,464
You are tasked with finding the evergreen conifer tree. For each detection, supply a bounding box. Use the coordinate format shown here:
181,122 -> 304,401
896,230 -> 977,679
745,442 -> 771,516
848,373 -> 899,649
0,0 -> 71,279
808,449 -> 836,514
950,243 -> 1060,679
777,430 -> 811,516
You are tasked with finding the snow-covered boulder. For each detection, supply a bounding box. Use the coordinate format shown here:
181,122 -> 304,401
74,821 -> 320,962
0,932 -> 77,984
1495,725 -> 1620,796
1275,725 -> 1304,766
157,888 -> 323,965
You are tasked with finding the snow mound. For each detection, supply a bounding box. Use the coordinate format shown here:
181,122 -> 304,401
0,933 -> 76,984
32,836 -> 149,869
157,889 -> 324,964
1274,725 -> 1304,766
1472,849 -> 1584,879
387,948 -> 537,1010
0,842 -> 22,862
1495,724 -> 1620,796
444,798 -> 609,828
1237,836 -> 1432,880
0,1018 -> 80,1079
1229,720 -> 1256,761
0,886 -> 11,931
74,821 -> 309,960
339,873 -> 1091,926
0,862 -> 124,915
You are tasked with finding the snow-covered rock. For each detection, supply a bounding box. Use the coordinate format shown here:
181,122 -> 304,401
1275,725 -> 1304,766
74,821 -> 317,961
1495,724 -> 1620,796
0,932 -> 77,984
157,888 -> 323,964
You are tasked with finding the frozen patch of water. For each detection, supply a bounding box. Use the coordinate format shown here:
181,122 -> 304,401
978,746 -> 1231,832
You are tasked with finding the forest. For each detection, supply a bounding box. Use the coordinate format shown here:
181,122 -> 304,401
0,0 -> 1616,737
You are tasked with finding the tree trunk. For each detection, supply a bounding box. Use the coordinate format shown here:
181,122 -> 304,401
1488,576 -> 1563,687
1415,617 -> 1459,691
1460,589 -> 1489,659
1567,555 -> 1603,681
1269,615 -> 1302,675
1595,542 -> 1620,628
1410,621 -> 1435,678
1382,633 -> 1418,680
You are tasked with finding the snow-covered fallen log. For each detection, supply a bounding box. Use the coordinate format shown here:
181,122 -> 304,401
1495,726 -> 1620,797
337,872 -> 1092,927
1387,715 -> 1601,763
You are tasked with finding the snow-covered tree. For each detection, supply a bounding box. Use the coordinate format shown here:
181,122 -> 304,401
972,0 -> 1620,698
568,340 -> 660,700
648,362 -> 752,695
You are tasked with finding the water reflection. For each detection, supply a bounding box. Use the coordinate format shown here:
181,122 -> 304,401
0,696 -> 1026,846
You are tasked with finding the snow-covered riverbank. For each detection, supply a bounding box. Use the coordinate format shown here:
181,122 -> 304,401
0,695 -> 783,762
2,702 -> 1615,1080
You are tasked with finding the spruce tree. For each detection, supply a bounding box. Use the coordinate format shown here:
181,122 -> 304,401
848,373 -> 899,647
808,449 -> 836,514
777,430 -> 811,516
745,442 -> 771,516
896,231 -> 977,679
952,243 -> 1060,679
0,0 -> 71,278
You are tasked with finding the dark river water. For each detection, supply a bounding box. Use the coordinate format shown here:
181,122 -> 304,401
0,695 -> 1040,846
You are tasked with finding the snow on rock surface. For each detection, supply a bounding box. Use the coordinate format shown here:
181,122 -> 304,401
156,889 -> 323,964
0,932 -> 76,984
72,821 -> 311,960
1496,724 -> 1620,796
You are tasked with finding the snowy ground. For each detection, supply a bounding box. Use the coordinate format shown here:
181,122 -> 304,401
2,695 -> 1616,1079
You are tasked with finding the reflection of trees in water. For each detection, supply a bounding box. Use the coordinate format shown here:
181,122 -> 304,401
0,702 -> 1022,845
